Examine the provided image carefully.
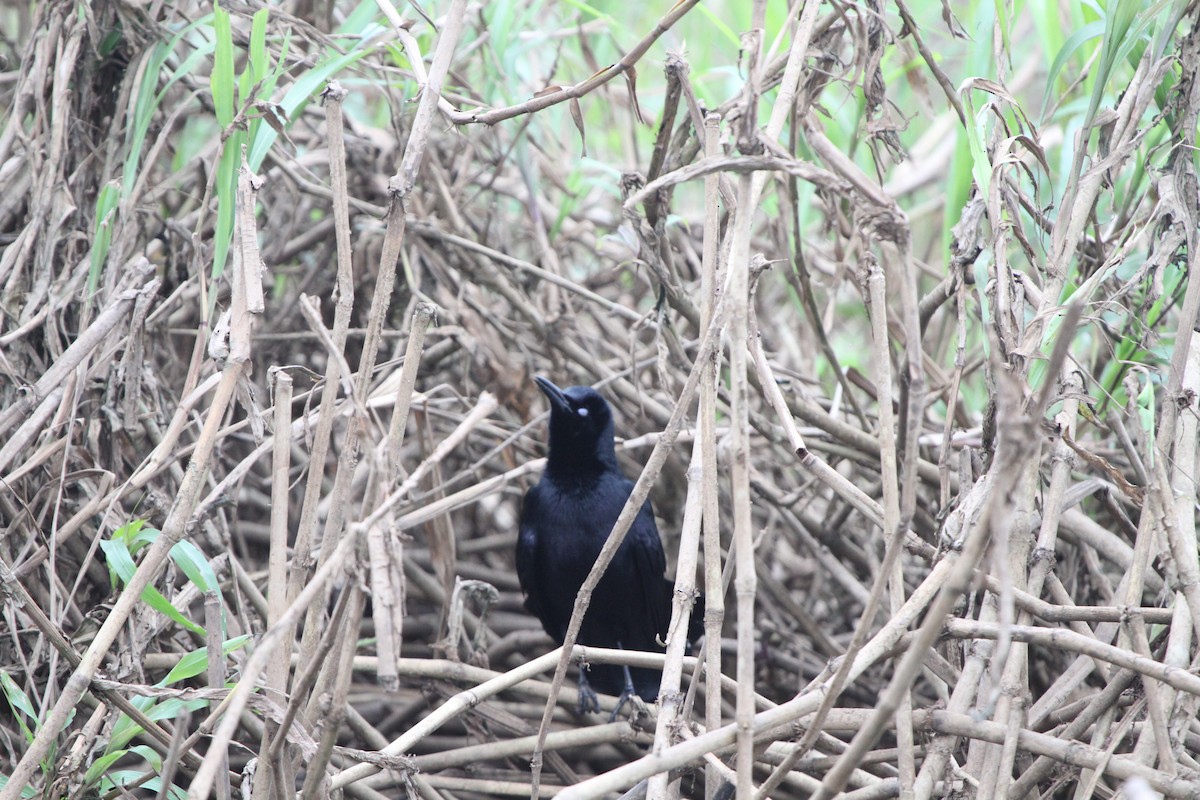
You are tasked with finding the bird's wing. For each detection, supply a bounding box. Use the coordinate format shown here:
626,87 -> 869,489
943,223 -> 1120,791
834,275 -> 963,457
626,497 -> 672,646
516,485 -> 546,622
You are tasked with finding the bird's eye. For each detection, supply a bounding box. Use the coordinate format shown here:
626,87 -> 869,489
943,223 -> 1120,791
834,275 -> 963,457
577,407 -> 589,417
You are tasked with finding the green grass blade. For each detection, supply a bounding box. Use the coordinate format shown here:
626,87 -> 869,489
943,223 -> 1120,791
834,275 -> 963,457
97,538 -> 206,635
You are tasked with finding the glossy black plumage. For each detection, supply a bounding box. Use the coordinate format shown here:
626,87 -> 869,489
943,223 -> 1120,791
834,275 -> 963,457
517,377 -> 699,706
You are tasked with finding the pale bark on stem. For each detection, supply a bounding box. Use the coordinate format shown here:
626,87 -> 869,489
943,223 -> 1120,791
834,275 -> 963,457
263,586 -> 358,773
762,0 -> 822,144
296,293 -> 366,415
645,441 -> 703,800
912,601 -> 996,800
364,487 -> 402,692
730,252 -> 756,798
204,593 -> 229,800
299,589 -> 366,800
1156,178 -> 1200,643
727,19 -> 764,796
1006,666 -> 1139,797
622,155 -> 847,216
409,723 -> 651,773
1161,599 -> 1196,766
747,302 -> 944,799
4,200 -> 260,796
386,302 -> 439,472
1025,620 -> 1126,729
699,111 -> 725,800
747,272 -> 913,797
289,81 -> 360,675
363,302 -> 436,693
986,374 -> 1078,795
646,85 -> 714,800
943,618 -> 1200,696
866,259 -> 916,800
251,369 -> 294,800
1037,51 -> 1167,323
0,385 -> 65,477
929,711 -> 1198,799
1125,614 -> 1176,772
887,171 -> 923,800
331,647 -> 568,788
972,461 -> 1038,794
362,393 -> 499,529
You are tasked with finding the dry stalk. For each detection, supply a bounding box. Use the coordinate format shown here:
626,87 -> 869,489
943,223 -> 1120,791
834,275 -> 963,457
864,256 -> 916,799
645,402 -> 704,800
699,109 -> 725,800
252,368 -> 295,800
724,20 -> 767,798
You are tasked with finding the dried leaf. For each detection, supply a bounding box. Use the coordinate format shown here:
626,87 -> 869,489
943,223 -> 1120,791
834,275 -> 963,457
569,97 -> 587,158
623,66 -> 645,125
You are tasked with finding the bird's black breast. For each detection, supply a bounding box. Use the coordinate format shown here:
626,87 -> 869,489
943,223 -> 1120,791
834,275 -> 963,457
516,471 -> 668,649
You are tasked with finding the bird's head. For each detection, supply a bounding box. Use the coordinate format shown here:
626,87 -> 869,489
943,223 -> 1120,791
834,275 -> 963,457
535,376 -> 618,476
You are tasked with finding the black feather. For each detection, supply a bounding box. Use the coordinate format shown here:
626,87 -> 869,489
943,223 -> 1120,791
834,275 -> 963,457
516,378 -> 703,704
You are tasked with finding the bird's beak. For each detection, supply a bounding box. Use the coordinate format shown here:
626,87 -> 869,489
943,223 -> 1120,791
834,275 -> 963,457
534,376 -> 572,415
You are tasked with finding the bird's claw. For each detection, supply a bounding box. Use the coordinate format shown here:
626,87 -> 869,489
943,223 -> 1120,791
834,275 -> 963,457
607,662 -> 652,722
576,670 -> 602,715
607,688 -> 650,723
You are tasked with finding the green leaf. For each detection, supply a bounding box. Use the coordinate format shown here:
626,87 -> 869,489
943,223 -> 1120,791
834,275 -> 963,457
100,773 -> 186,800
249,8 -> 270,85
114,518 -> 148,546
122,15 -> 214,202
160,635 -> 252,687
211,3 -> 236,127
246,46 -> 375,170
97,538 -> 206,635
168,540 -> 220,594
211,129 -> 243,285
1040,21 -> 1104,118
125,526 -> 220,595
84,750 -> 129,786
108,696 -> 207,754
1137,376 -> 1155,467
961,88 -> 992,199
0,671 -> 38,743
88,181 -> 122,299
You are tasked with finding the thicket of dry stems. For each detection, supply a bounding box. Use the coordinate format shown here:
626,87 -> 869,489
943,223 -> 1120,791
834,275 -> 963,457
2,1 -> 1200,799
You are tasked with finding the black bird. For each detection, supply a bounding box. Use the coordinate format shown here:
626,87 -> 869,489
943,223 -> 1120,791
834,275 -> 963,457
517,377 -> 702,714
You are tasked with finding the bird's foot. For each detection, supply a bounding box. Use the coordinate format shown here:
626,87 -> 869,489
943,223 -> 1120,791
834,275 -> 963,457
607,663 -> 651,723
607,688 -> 651,723
576,669 -> 602,715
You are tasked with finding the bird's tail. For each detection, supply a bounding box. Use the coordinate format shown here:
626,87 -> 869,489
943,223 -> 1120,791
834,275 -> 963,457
687,590 -> 706,646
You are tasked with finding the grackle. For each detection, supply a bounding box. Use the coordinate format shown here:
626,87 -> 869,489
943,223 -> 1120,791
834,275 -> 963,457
517,376 -> 702,715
